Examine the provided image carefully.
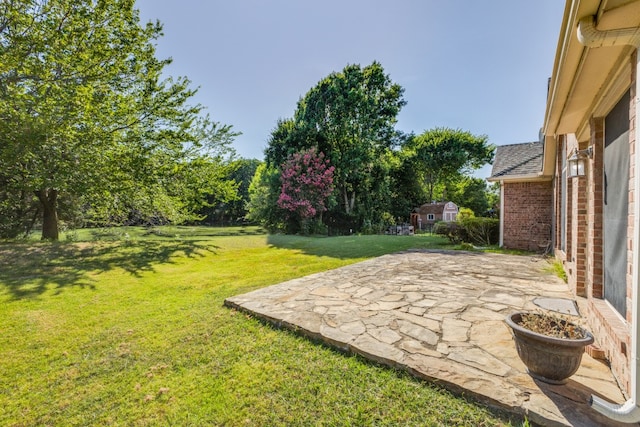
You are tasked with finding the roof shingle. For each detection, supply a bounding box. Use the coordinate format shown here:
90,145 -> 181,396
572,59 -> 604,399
490,141 -> 543,178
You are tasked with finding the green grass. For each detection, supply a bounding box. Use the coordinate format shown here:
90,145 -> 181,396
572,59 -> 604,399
544,258 -> 568,283
0,227 -> 519,426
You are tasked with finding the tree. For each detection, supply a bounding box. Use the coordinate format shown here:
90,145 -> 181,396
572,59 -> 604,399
277,147 -> 334,232
199,158 -> 260,224
446,177 -> 491,217
0,0 -> 238,239
265,62 -> 406,221
296,62 -> 405,216
486,181 -> 500,216
406,128 -> 494,202
260,62 -> 406,233
224,158 -> 261,222
246,162 -> 283,231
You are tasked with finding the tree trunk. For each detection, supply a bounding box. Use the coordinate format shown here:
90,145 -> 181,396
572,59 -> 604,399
342,187 -> 357,214
426,180 -> 434,203
343,187 -> 351,214
35,189 -> 59,241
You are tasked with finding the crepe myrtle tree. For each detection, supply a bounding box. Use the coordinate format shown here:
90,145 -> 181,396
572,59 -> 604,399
277,147 -> 335,232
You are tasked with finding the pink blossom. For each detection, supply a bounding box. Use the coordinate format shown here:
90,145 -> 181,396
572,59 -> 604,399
277,147 -> 334,221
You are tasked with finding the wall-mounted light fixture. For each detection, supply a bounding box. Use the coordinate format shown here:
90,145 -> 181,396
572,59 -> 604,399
567,146 -> 593,178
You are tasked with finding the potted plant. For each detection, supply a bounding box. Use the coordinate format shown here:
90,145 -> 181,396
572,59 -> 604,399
505,311 -> 594,384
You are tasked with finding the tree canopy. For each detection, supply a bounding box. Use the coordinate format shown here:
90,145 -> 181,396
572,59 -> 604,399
255,64 -> 498,234
265,62 -> 406,217
0,0 -> 238,239
405,128 -> 494,202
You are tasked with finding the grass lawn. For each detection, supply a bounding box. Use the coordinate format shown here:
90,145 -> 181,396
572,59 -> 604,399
0,226 -> 519,426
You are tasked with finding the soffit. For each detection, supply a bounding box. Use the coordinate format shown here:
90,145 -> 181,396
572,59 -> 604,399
544,0 -> 640,140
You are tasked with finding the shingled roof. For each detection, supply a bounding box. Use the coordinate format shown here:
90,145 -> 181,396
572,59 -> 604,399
489,141 -> 544,179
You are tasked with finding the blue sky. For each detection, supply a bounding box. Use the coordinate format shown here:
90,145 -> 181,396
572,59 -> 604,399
135,1 -> 565,178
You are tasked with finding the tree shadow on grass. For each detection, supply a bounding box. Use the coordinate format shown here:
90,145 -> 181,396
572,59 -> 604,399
0,240 -> 218,300
139,225 -> 267,238
266,233 -> 454,260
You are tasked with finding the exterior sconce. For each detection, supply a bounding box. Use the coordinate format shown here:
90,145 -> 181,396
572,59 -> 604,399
567,146 -> 593,178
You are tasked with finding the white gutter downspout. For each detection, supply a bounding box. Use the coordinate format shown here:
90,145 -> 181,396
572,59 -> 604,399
499,180 -> 504,247
577,15 -> 640,423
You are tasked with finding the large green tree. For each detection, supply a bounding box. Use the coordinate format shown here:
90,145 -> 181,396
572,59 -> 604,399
445,177 -> 492,217
0,0 -> 237,240
405,128 -> 494,203
265,62 -> 406,221
246,162 -> 283,231
198,158 -> 260,225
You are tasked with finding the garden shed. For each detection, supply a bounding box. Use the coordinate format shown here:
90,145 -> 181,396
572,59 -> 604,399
411,201 -> 458,231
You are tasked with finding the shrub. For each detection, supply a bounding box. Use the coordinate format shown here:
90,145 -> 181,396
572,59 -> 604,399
457,207 -> 475,220
434,218 -> 499,246
433,221 -> 465,243
459,217 -> 499,246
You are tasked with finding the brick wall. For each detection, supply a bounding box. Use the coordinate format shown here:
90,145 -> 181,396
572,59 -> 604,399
588,299 -> 631,395
561,50 -> 637,398
502,181 -> 553,251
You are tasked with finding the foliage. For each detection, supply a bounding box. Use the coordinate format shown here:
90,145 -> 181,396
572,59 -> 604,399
434,218 -> 499,246
277,147 -> 335,233
0,0 -> 238,240
198,158 -> 261,225
388,144 -> 428,219
246,163 -> 286,232
360,212 -> 397,235
486,181 -> 501,215
405,128 -> 494,202
0,178 -> 39,238
461,218 -> 499,246
457,207 -> 475,220
544,259 -> 568,283
433,221 -> 464,243
226,158 -> 261,221
263,62 -> 406,232
446,177 -> 492,217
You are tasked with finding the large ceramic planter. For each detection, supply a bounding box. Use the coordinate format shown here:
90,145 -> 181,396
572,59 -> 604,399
505,312 -> 594,384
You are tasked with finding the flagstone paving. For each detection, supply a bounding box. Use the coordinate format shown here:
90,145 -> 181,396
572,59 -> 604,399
225,250 -> 629,426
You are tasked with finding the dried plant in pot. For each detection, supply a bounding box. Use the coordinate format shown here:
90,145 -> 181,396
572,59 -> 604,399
505,311 -> 594,384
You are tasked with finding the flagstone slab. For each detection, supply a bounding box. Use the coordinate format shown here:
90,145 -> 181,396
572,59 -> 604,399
225,250 -> 629,426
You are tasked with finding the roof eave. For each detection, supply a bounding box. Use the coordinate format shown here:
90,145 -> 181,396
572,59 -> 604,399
487,173 -> 553,183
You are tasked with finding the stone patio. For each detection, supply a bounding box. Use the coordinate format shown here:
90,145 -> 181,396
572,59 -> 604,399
224,250 -> 630,426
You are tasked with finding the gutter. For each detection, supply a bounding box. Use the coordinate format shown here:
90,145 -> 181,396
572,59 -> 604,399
577,15 -> 640,48
485,173 -> 549,183
577,14 -> 640,424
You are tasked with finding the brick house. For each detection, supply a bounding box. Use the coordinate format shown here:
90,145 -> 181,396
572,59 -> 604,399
492,0 -> 640,415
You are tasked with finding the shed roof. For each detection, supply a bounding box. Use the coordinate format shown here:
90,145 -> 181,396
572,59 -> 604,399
489,141 -> 544,181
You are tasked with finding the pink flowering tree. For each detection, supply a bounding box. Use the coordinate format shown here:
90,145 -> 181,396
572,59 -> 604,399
277,147 -> 335,232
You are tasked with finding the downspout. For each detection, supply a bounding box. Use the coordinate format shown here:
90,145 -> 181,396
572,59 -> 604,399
577,14 -> 640,423
499,180 -> 504,247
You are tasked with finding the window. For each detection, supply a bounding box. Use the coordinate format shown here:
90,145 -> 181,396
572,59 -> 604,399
427,214 -> 435,220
